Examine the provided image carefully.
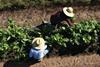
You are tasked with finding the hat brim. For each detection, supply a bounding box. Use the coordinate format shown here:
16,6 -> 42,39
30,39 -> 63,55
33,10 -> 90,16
34,47 -> 41,49
34,45 -> 47,50
63,7 -> 74,18
34,45 -> 45,50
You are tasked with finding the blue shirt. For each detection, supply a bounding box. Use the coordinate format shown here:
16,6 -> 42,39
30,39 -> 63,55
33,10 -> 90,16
29,45 -> 49,60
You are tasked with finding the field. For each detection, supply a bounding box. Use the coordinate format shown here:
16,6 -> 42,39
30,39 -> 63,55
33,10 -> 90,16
0,54 -> 99,67
0,4 -> 100,67
0,6 -> 100,28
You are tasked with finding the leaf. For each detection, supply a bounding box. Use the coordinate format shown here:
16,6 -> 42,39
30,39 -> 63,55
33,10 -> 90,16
3,43 -> 9,50
63,43 -> 67,47
7,36 -> 11,41
23,39 -> 29,41
13,45 -> 19,51
0,47 -> 4,51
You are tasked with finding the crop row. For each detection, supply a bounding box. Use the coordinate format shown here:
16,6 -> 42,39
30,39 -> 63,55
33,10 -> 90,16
0,0 -> 99,10
0,18 -> 100,61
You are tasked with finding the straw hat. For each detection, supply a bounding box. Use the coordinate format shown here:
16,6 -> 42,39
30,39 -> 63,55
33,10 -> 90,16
32,37 -> 46,50
63,7 -> 74,18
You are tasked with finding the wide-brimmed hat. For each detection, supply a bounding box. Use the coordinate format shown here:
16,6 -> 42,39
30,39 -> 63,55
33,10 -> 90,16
32,37 -> 46,50
63,7 -> 74,17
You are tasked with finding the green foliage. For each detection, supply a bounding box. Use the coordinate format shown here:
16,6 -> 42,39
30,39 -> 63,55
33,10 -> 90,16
0,0 -> 99,10
45,19 -> 100,53
52,0 -> 69,4
0,19 -> 100,60
71,20 -> 98,45
47,33 -> 69,47
0,18 -> 32,60
0,0 -> 30,9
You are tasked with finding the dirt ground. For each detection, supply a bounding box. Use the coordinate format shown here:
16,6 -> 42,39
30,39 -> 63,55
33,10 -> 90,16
0,54 -> 99,67
0,6 -> 100,28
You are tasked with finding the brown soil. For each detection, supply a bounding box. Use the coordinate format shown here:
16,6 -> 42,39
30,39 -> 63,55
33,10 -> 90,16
0,6 -> 100,28
0,54 -> 100,67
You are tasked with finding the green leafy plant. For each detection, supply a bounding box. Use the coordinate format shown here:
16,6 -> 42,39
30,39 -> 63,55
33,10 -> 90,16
47,33 -> 69,47
0,18 -> 32,60
46,19 -> 100,54
0,19 -> 100,60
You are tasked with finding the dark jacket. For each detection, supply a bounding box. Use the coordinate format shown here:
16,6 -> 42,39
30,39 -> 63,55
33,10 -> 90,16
50,11 -> 74,26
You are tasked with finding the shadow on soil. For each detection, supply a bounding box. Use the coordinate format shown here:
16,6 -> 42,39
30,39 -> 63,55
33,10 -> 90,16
3,58 -> 41,67
3,60 -> 29,67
